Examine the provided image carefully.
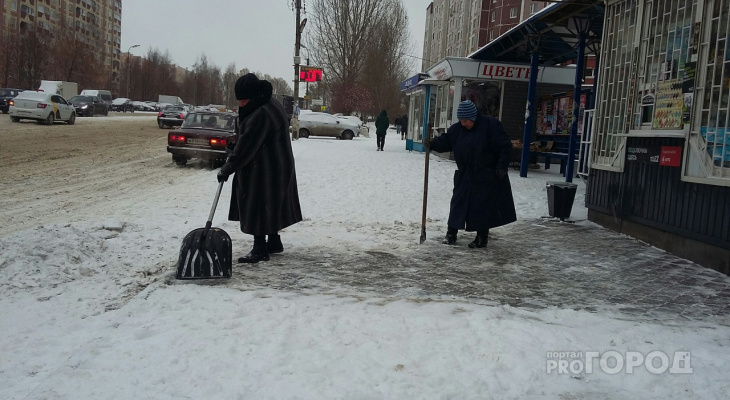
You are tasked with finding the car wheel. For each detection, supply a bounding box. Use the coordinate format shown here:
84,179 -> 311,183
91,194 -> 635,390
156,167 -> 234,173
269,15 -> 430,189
67,113 -> 76,125
45,113 -> 55,125
298,128 -> 310,138
158,120 -> 165,129
342,130 -> 354,140
11,116 -> 19,122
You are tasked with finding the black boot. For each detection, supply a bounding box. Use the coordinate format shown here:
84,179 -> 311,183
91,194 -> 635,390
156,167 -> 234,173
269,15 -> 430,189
238,235 -> 270,263
468,230 -> 489,248
267,233 -> 283,254
442,227 -> 458,245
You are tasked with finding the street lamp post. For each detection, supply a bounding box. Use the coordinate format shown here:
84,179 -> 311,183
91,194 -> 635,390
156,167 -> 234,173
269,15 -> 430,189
126,44 -> 140,98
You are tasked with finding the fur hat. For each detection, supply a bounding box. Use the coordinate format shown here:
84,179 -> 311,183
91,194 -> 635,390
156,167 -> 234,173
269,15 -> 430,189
235,73 -> 260,100
456,100 -> 478,121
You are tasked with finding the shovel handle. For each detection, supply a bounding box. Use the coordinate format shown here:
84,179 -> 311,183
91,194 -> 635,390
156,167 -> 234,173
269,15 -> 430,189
208,181 -> 225,223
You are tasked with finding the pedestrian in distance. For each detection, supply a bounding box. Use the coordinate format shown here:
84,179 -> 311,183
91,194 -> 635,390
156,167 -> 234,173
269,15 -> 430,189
375,109 -> 389,151
401,114 -> 408,140
395,115 -> 402,137
426,100 -> 516,249
217,73 -> 303,263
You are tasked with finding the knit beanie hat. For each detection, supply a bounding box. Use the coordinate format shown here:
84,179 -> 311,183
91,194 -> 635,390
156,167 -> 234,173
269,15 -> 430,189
235,73 -> 260,100
456,100 -> 478,121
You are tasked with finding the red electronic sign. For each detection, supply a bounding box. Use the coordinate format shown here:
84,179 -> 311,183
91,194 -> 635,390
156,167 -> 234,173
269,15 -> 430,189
300,67 -> 322,82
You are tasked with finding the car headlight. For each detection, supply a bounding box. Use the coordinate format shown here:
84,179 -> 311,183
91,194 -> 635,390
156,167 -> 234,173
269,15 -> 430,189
81,105 -> 89,109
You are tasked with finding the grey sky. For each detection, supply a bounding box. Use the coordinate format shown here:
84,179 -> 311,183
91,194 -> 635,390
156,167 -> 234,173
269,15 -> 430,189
121,0 -> 428,86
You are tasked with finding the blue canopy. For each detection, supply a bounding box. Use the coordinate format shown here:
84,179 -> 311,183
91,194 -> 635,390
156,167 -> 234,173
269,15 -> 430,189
468,0 -> 604,65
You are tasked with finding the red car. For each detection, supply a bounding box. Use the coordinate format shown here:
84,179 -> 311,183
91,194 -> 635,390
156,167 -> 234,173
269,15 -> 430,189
167,111 -> 237,168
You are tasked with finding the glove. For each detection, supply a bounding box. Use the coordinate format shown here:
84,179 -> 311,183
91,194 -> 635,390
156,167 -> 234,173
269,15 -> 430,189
496,169 -> 508,179
217,170 -> 230,182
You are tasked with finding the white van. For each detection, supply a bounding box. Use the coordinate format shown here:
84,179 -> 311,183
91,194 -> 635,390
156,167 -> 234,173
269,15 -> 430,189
80,89 -> 113,105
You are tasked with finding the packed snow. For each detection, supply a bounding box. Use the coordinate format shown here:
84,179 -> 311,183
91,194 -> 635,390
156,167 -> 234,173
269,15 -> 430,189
1,122 -> 728,399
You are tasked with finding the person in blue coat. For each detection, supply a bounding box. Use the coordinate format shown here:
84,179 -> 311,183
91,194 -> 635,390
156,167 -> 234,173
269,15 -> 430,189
428,100 -> 517,248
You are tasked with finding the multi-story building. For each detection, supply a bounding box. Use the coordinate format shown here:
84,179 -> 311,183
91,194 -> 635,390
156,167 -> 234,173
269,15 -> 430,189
0,0 -> 123,84
422,0 -> 550,72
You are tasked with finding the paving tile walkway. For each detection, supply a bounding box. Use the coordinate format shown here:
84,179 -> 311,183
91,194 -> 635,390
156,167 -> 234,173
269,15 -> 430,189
214,219 -> 730,323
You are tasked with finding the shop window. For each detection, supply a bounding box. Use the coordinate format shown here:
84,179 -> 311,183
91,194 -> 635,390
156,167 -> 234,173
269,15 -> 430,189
591,1 -> 639,171
685,0 -> 730,183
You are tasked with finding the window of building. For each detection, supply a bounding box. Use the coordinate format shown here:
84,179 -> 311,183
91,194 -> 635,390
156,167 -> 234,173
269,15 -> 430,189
489,30 -> 494,41
21,5 -> 34,15
687,0 -> 730,182
592,0 -> 729,183
11,1 -> 17,11
491,11 -> 495,22
591,1 -> 639,171
510,8 -> 517,18
530,4 -> 539,15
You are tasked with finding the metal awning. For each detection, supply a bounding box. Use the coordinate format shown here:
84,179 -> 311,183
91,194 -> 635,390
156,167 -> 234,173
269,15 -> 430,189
468,0 -> 604,65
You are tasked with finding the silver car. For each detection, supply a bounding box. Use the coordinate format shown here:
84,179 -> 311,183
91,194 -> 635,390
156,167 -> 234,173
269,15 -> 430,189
298,112 -> 359,140
9,91 -> 76,125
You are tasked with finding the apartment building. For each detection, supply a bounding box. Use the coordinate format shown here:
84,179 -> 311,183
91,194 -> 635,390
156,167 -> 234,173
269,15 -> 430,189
422,0 -> 550,72
0,0 -> 123,80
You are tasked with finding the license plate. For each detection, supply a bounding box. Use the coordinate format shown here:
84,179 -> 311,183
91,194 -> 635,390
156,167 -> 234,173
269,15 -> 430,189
187,138 -> 208,145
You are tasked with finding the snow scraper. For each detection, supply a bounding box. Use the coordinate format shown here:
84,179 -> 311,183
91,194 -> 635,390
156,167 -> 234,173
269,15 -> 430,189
176,181 -> 232,279
420,136 -> 431,244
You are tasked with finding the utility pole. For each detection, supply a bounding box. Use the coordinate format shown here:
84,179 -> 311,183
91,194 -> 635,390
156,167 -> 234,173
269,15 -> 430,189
293,0 -> 303,140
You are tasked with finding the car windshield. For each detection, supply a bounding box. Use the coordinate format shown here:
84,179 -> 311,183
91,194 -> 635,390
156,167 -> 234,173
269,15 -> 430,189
112,98 -> 129,104
164,106 -> 185,112
182,113 -> 236,130
69,96 -> 93,102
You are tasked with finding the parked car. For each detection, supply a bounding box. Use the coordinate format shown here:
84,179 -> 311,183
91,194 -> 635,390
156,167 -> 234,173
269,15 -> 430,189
336,115 -> 367,137
132,101 -> 156,112
8,91 -> 76,125
79,89 -> 113,108
298,112 -> 360,140
157,104 -> 192,129
68,95 -> 109,116
111,97 -> 134,112
0,88 -> 24,113
167,111 -> 238,167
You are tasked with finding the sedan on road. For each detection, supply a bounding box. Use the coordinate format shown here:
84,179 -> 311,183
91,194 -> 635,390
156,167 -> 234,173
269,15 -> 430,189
8,91 -> 76,125
0,88 -> 24,113
68,95 -> 109,117
298,112 -> 359,140
158,104 -> 191,129
167,111 -> 238,167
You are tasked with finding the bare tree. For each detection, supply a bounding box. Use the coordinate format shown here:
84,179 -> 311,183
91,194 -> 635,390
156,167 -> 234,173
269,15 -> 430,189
361,3 -> 412,116
307,0 -> 412,116
222,63 -> 238,109
0,31 -> 19,88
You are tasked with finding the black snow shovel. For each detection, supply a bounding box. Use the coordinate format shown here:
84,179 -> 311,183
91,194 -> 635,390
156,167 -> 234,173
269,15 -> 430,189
420,136 -> 431,244
175,181 -> 232,279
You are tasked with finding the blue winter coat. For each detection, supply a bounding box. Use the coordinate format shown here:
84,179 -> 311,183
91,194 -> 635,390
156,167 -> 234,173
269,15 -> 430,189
430,114 -> 517,231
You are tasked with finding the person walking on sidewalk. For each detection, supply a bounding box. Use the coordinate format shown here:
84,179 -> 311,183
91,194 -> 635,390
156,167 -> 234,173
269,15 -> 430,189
375,110 -> 389,151
427,100 -> 516,248
401,114 -> 408,140
217,73 -> 303,263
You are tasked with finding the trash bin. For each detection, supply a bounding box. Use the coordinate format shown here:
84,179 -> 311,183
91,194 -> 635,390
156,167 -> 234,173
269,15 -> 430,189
546,181 -> 578,220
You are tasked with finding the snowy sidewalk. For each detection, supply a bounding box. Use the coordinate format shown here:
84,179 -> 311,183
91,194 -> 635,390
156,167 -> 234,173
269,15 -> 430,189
181,218 -> 730,324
